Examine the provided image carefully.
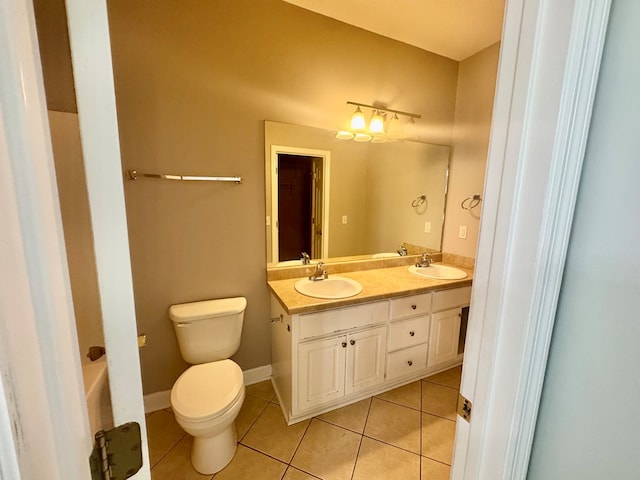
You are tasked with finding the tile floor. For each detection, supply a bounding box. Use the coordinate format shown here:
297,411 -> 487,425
147,366 -> 461,480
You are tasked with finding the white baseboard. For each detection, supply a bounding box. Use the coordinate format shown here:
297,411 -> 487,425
242,364 -> 272,386
144,364 -> 272,413
144,390 -> 171,413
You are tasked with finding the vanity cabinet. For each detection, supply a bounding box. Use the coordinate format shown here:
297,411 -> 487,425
298,324 -> 387,411
270,284 -> 472,424
428,308 -> 462,367
386,293 -> 431,380
428,286 -> 472,368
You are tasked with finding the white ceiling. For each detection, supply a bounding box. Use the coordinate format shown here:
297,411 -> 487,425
282,0 -> 505,61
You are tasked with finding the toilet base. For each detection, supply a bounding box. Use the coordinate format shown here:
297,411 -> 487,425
190,422 -> 238,474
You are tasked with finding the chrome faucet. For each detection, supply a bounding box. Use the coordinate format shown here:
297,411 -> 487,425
308,262 -> 328,281
416,252 -> 434,268
397,246 -> 408,256
301,252 -> 311,265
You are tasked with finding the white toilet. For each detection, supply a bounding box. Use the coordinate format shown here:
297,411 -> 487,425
169,297 -> 247,474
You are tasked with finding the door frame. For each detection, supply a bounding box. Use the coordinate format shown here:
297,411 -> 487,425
0,0 -> 150,478
0,0 -> 611,479
270,145 -> 331,262
452,0 -> 611,478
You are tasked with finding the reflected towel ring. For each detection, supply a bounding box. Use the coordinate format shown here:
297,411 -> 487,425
412,195 -> 426,207
461,194 -> 482,210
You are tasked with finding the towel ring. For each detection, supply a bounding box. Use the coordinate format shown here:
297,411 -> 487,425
461,194 -> 482,210
412,195 -> 426,207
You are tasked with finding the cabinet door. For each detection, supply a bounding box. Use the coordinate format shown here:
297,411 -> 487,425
345,325 -> 387,395
428,308 -> 461,367
298,335 -> 346,411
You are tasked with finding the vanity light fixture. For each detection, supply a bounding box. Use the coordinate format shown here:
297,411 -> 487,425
337,101 -> 421,142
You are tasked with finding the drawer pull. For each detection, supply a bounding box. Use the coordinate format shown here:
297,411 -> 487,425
341,342 -> 347,348
407,360 -> 413,366
411,304 -> 417,310
350,339 -> 356,346
409,331 -> 415,336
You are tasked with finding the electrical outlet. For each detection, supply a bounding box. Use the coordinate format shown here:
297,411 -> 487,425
424,222 -> 431,233
342,215 -> 348,224
459,225 -> 468,239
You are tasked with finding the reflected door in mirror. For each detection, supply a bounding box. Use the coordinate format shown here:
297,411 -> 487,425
277,154 -> 323,261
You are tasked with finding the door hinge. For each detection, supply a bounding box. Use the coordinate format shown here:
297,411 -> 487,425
90,422 -> 143,480
457,394 -> 472,422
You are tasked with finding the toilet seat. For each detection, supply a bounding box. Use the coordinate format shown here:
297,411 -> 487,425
171,359 -> 243,422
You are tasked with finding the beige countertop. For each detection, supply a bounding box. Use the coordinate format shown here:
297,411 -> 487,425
268,263 -> 474,315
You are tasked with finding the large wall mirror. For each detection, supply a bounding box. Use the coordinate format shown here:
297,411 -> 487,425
265,121 -> 450,266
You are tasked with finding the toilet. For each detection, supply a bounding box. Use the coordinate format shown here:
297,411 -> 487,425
169,297 -> 247,474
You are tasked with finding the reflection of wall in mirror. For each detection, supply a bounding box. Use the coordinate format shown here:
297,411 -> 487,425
365,141 -> 448,254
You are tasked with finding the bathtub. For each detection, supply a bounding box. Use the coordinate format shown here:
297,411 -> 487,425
82,357 -> 114,434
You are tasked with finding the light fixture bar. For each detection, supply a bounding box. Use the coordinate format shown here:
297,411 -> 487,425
346,101 -> 422,119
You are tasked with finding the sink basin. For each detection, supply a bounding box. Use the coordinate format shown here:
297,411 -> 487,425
294,276 -> 363,299
408,264 -> 468,280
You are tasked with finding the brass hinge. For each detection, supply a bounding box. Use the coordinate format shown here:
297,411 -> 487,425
457,394 -> 472,422
90,422 -> 143,480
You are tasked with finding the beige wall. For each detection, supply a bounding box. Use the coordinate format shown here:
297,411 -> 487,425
48,111 -> 103,362
37,0 -> 499,396
105,0 -> 459,394
442,43 -> 501,258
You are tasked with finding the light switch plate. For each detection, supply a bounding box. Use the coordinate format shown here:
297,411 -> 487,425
459,226 -> 467,239
342,215 -> 348,224
424,222 -> 431,233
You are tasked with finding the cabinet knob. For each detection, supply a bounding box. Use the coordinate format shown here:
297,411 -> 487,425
350,339 -> 356,346
341,342 -> 347,348
407,360 -> 413,366
411,304 -> 417,310
409,331 -> 415,336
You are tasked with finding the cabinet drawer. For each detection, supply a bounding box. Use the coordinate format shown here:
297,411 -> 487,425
390,293 -> 431,320
387,343 -> 428,380
388,316 -> 430,352
298,301 -> 389,340
432,287 -> 471,312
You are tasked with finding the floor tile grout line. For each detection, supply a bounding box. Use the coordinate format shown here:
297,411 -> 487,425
149,431 -> 187,471
313,414 -> 366,436
236,443 -> 290,469
422,379 -> 461,390
420,377 -> 423,479
285,415 -> 314,467
348,395 -> 376,480
236,395 -> 271,443
360,432 -> 422,457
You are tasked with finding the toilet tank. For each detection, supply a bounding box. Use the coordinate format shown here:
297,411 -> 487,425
169,297 -> 246,365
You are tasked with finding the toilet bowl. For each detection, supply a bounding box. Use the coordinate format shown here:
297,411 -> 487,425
168,297 -> 247,474
171,360 -> 245,474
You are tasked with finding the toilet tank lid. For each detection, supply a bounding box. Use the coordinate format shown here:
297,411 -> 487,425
169,297 -> 247,323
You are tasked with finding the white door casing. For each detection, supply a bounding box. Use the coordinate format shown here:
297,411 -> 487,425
452,0 -> 611,478
0,0 -> 91,477
64,0 -> 151,477
270,145 -> 330,262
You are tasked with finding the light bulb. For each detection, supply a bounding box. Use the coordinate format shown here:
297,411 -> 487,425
386,113 -> 403,138
369,111 -> 385,134
350,107 -> 366,131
